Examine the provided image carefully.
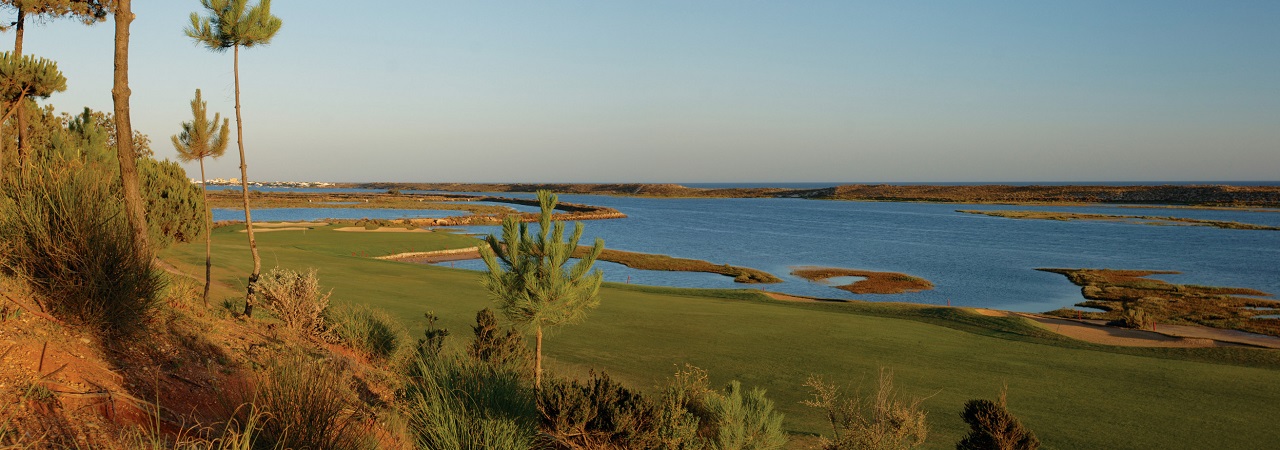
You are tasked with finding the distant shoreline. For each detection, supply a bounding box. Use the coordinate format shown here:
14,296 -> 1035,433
334,182 -> 1280,208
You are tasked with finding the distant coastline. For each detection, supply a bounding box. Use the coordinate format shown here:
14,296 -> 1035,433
333,182 -> 1280,208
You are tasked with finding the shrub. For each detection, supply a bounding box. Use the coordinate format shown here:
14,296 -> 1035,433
654,364 -> 710,449
702,380 -> 788,450
468,308 -> 530,367
257,267 -> 331,336
539,371 -> 663,448
0,166 -> 163,337
957,390 -> 1040,450
329,303 -> 412,363
402,354 -> 539,450
417,310 -> 451,359
1113,304 -> 1154,330
803,369 -> 928,450
139,157 -> 205,249
252,355 -> 375,450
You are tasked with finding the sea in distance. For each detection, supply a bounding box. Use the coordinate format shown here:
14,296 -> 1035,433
210,185 -> 1280,313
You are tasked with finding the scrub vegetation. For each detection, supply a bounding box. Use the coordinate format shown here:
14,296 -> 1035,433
1040,268 -> 1280,336
959,209 -> 1280,230
792,267 -> 934,294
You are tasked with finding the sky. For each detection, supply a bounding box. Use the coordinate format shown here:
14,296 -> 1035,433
15,1 -> 1280,183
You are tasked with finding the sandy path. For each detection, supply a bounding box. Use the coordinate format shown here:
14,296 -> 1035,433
256,222 -> 328,228
763,292 -> 828,303
239,227 -> 308,233
1015,313 -> 1231,347
333,227 -> 428,233
376,247 -> 483,263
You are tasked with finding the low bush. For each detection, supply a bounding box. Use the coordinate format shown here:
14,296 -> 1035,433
702,380 -> 788,450
416,310 -> 451,359
402,354 -> 540,450
257,267 -> 330,337
0,166 -> 162,337
536,364 -> 785,450
957,390 -> 1040,450
803,369 -> 928,450
469,308 -> 530,367
329,303 -> 412,363
539,371 -> 663,449
252,355 -> 375,450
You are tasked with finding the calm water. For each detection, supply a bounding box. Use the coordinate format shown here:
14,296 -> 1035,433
211,187 -> 1280,312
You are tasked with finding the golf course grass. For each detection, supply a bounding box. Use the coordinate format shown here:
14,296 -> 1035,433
161,224 -> 1280,449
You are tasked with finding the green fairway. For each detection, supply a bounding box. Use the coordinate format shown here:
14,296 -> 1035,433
163,225 -> 1280,449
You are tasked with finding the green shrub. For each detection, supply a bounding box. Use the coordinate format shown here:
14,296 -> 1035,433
329,303 -> 412,363
402,354 -> 540,450
416,310 -> 451,359
468,308 -> 530,367
539,371 -> 663,448
253,355 -> 375,450
257,267 -> 331,337
0,166 -> 162,337
803,369 -> 927,450
654,364 -> 710,449
957,390 -> 1040,450
702,380 -> 787,450
139,157 -> 205,249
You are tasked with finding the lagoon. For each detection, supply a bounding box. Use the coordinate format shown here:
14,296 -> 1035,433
213,187 -> 1280,312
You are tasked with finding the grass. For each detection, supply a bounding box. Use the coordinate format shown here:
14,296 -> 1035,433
161,225 -> 1280,449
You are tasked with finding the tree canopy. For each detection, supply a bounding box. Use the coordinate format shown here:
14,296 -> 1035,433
185,0 -> 282,51
0,0 -> 109,28
0,51 -> 64,115
172,89 -> 229,163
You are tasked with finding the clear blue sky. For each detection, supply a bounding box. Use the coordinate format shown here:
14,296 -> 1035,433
17,1 -> 1280,183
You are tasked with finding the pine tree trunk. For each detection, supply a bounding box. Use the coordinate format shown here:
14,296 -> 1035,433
535,325 -> 544,389
234,44 -> 262,317
5,10 -> 22,180
112,0 -> 150,262
14,9 -> 27,172
200,158 -> 211,307
0,93 -> 23,178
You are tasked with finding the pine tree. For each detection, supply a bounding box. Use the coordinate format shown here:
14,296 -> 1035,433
480,190 -> 604,388
0,51 -> 64,176
1,0 -> 108,168
172,89 -> 229,306
186,0 -> 282,317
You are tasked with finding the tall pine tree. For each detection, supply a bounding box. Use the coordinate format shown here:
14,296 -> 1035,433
185,0 -> 282,317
